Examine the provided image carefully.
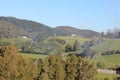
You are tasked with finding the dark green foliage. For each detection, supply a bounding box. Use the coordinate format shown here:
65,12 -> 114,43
21,41 -> 36,53
38,41 -> 63,55
114,76 -> 120,80
102,50 -> 120,55
73,40 -> 81,51
19,38 -> 64,54
116,67 -> 120,74
97,61 -> 106,68
65,44 -> 73,52
81,47 -> 97,58
104,77 -> 109,80
82,38 -> 105,48
47,38 -> 67,45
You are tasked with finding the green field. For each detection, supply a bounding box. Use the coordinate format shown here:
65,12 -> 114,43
95,73 -> 119,80
0,37 -> 32,47
92,39 -> 120,53
22,53 -> 120,69
93,54 -> 120,68
51,36 -> 88,45
20,53 -> 47,59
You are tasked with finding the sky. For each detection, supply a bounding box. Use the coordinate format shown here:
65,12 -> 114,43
0,0 -> 120,32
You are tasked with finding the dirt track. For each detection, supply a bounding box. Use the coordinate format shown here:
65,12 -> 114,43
97,69 -> 116,74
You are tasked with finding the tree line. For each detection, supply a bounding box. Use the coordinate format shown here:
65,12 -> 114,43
0,45 -> 97,80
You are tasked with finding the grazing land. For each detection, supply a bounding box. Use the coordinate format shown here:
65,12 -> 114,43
92,39 -> 120,53
95,73 -> 120,80
93,54 -> 120,68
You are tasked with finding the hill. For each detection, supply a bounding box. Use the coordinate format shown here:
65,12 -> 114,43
0,17 -> 100,41
55,26 -> 100,38
0,21 -> 27,38
0,16 -> 54,41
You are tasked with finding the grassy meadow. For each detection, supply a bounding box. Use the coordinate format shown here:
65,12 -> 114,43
92,39 -> 120,53
20,53 -> 47,59
93,54 -> 120,68
95,73 -> 120,80
51,36 -> 89,45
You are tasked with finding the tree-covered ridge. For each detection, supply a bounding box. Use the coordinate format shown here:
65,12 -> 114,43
0,16 -> 100,41
0,17 -> 54,41
0,21 -> 27,38
55,26 -> 100,38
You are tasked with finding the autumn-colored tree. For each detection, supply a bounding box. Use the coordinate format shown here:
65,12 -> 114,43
0,45 -> 38,80
46,55 -> 65,80
0,46 -> 97,80
76,57 -> 97,80
65,54 -> 78,80
36,55 -> 66,80
36,59 -> 50,80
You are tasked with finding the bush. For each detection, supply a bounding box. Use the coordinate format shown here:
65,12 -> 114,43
65,44 -> 73,52
97,61 -> 106,68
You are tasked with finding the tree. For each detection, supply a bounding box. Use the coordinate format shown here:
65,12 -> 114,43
0,45 -> 38,80
39,41 -> 63,55
65,55 -> 78,80
65,44 -> 73,52
81,47 -> 97,58
47,55 -> 65,80
36,55 -> 66,80
36,59 -> 50,80
76,57 -> 97,80
97,61 -> 106,68
21,41 -> 36,53
73,40 -> 81,52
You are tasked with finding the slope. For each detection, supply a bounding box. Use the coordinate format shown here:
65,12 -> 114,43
92,39 -> 120,53
0,16 -> 54,40
55,26 -> 100,38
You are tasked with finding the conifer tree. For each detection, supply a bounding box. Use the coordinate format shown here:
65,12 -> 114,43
65,55 -> 78,80
76,57 -> 97,80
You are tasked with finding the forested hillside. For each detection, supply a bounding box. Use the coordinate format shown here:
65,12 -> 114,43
0,17 -> 100,41
55,26 -> 100,38
0,17 -> 54,41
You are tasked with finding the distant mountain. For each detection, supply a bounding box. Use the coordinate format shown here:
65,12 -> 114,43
55,26 -> 100,38
0,17 -> 54,41
0,17 -> 100,40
